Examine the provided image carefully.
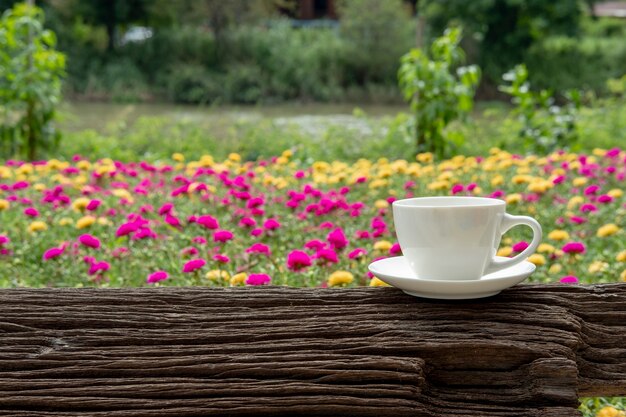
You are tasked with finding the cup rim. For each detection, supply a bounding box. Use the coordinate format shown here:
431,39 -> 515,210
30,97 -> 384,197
392,196 -> 505,208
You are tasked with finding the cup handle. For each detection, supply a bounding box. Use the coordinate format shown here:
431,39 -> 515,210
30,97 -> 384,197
484,213 -> 542,275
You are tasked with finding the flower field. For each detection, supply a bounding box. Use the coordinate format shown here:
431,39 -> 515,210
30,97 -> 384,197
0,147 -> 624,288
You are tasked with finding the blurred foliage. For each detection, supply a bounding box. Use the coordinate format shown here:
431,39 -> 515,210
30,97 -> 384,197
499,64 -> 581,154
398,27 -> 480,157
419,0 -> 585,86
0,2 -> 65,160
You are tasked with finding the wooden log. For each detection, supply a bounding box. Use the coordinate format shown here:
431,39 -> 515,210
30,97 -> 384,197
0,284 -> 625,416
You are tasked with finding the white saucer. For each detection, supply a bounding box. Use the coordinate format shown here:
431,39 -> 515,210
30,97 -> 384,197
368,256 -> 535,300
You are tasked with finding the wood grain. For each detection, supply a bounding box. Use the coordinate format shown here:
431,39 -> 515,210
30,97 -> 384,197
0,284 -> 625,416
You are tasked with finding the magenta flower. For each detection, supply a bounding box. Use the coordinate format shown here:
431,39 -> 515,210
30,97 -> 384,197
192,236 -> 207,245
197,215 -> 220,230
86,199 -> 101,211
250,228 -> 263,237
560,275 -> 579,284
597,194 -> 614,204
182,258 -> 206,273
246,243 -> 271,256
263,218 -> 281,230
181,247 -> 199,257
584,185 -> 600,195
238,217 -> 257,228
165,214 -> 182,228
213,254 -> 230,264
562,242 -> 586,254
451,184 -> 464,195
580,203 -> 597,213
304,239 -> 326,251
512,241 -> 529,252
42,247 -> 64,260
88,260 -> 110,275
569,216 -> 587,224
147,271 -> 169,284
315,248 -> 339,264
327,228 -> 348,250
116,222 -> 139,237
78,234 -> 101,249
348,248 -> 367,259
245,273 -> 271,286
214,230 -> 234,243
24,207 -> 39,217
286,250 -> 312,271
0,235 -> 10,246
389,243 -> 402,256
158,202 -> 174,215
552,175 -> 566,184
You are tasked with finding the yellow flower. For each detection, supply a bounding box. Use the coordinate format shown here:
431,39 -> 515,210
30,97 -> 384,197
230,272 -> 247,286
76,160 -> 91,170
206,270 -> 230,281
369,277 -> 390,287
72,197 -> 90,212
374,199 -> 389,209
28,221 -> 47,233
497,246 -> 513,257
281,149 -> 293,159
537,243 -> 555,254
228,153 -> 241,162
548,230 -> 570,241
608,188 -> 623,199
58,217 -> 74,226
548,264 -> 562,274
527,254 -> 546,266
416,152 -> 433,163
172,153 -> 185,162
597,223 -> 620,238
621,269 -> 626,282
512,174 -> 533,184
572,177 -> 588,187
506,193 -> 522,204
328,270 -> 354,287
76,216 -> 96,229
97,217 -> 110,226
490,175 -> 504,187
567,196 -> 584,209
617,250 -> 626,262
596,405 -> 625,417
588,261 -> 609,274
373,240 -> 393,252
0,199 -> 9,211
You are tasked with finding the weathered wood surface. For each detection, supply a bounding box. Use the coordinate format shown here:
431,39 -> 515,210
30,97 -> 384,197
0,284 -> 625,417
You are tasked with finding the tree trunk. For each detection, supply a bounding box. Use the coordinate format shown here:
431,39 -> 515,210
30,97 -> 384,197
1,284 -> 625,416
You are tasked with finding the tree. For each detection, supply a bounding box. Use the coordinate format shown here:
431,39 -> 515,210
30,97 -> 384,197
398,27 -> 480,158
0,2 -> 65,160
419,0 -> 584,85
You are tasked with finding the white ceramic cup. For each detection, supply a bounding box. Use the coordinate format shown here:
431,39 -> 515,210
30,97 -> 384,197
392,196 -> 542,281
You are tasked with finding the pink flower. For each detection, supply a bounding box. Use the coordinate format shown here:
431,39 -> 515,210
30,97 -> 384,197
181,247 -> 199,257
389,243 -> 402,256
246,243 -> 271,256
286,250 -> 312,271
213,254 -> 230,263
348,248 -> 367,259
88,261 -> 110,275
327,228 -> 348,250
584,185 -> 600,195
116,222 -> 139,237
78,234 -> 101,249
552,175 -> 566,184
597,194 -> 613,204
512,241 -> 529,252
263,218 -> 281,230
24,207 -> 39,217
183,258 -> 206,273
165,214 -> 182,228
245,273 -> 271,286
158,202 -> 174,215
238,217 -> 257,228
197,215 -> 219,230
356,230 -> 371,239
562,242 -> 586,254
192,236 -> 207,245
315,248 -> 339,264
43,247 -> 64,260
214,230 -> 234,243
560,275 -> 579,284
580,203 -> 597,213
451,184 -> 464,195
250,228 -> 263,237
569,216 -> 586,224
0,235 -> 10,246
304,239 -> 326,251
86,199 -> 101,211
147,271 -> 169,284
